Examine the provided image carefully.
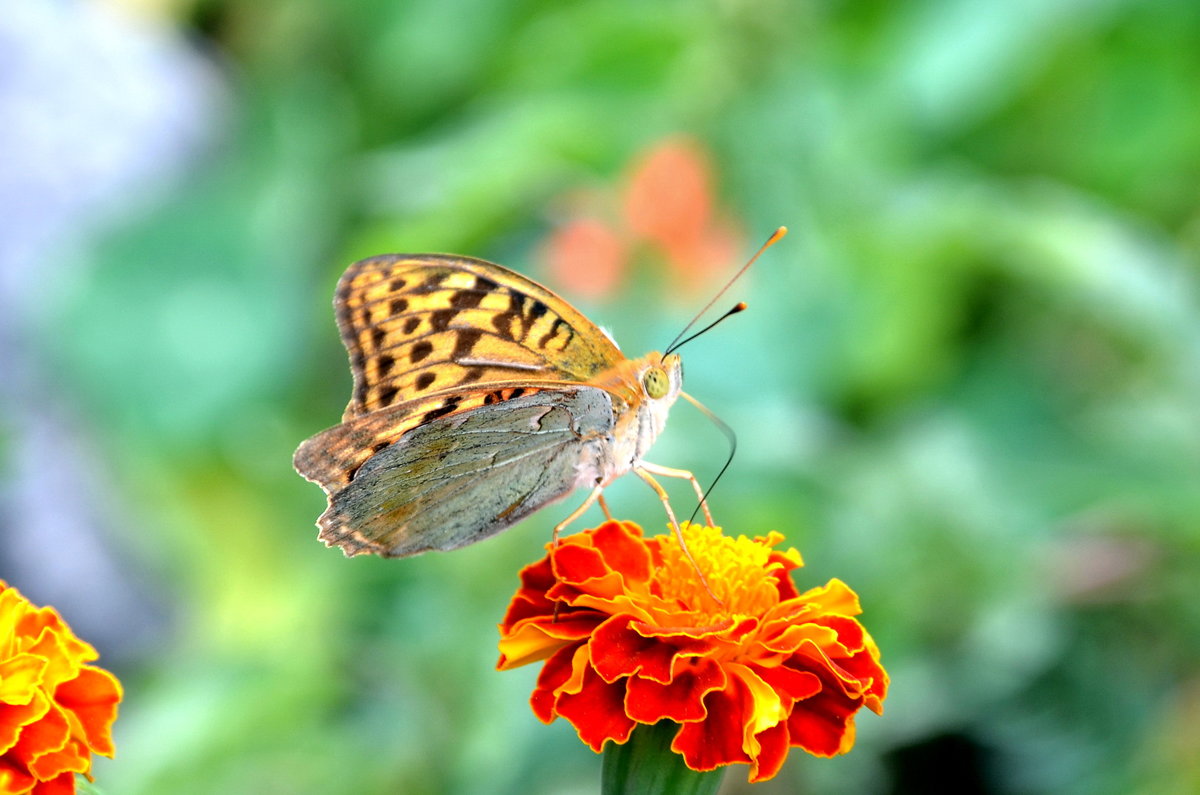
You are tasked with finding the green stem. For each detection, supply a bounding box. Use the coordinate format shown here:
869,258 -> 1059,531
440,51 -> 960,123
601,721 -> 725,795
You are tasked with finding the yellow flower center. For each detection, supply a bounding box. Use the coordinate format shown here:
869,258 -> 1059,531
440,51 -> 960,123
654,523 -> 788,623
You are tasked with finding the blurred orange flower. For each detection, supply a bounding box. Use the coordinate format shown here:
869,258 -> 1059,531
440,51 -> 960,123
0,582 -> 121,795
541,136 -> 744,300
497,521 -> 887,783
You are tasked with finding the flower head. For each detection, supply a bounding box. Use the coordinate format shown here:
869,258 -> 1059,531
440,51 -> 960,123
0,581 -> 121,795
497,521 -> 887,783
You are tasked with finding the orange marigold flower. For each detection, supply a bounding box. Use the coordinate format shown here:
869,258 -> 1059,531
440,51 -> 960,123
0,582 -> 121,795
497,521 -> 888,783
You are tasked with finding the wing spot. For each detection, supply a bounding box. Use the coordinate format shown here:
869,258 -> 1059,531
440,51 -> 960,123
415,372 -> 436,391
430,308 -> 457,331
372,328 -> 387,350
492,312 -> 515,340
378,355 -> 395,377
403,317 -> 421,334
390,278 -> 407,291
451,289 -> 485,310
420,396 -> 462,425
452,328 -> 483,360
410,340 -> 434,363
390,298 -> 408,315
474,275 -> 498,291
460,367 -> 484,384
378,386 -> 398,406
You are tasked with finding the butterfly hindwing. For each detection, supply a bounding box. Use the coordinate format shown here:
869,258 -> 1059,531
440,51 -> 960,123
296,385 -> 617,557
335,254 -> 625,419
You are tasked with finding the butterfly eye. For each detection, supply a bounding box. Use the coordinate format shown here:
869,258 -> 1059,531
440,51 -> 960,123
643,367 -> 670,399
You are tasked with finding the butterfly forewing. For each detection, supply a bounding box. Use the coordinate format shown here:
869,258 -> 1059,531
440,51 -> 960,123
336,255 -> 624,419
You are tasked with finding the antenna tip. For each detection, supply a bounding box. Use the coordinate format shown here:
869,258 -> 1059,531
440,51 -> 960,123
733,301 -> 748,312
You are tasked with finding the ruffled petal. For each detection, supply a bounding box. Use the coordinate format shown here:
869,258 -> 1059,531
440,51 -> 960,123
671,682 -> 753,771
624,656 -> 726,724
555,666 -> 637,751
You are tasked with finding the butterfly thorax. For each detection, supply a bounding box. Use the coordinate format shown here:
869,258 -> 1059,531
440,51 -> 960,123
587,352 -> 683,482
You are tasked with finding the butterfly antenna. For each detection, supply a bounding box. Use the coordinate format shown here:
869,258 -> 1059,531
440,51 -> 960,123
665,302 -> 747,355
679,392 -> 737,526
663,225 -> 787,356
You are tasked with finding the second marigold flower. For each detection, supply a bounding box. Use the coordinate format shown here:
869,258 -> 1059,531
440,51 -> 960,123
497,521 -> 888,783
0,581 -> 122,795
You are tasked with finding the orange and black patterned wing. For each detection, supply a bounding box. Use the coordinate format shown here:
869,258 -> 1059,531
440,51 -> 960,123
334,254 -> 625,420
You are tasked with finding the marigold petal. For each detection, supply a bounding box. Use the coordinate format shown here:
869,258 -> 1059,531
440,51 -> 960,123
786,685 -> 861,757
0,755 -> 36,794
590,617 -> 679,684
52,667 -> 121,757
727,663 -> 787,739
671,683 -> 753,771
550,544 -> 622,595
624,656 -> 726,724
8,703 -> 69,772
20,637 -> 77,702
763,621 -> 840,656
529,645 -> 580,724
747,721 -> 791,783
30,771 -> 75,795
497,613 -> 602,670
792,637 -> 883,699
555,665 -> 637,752
754,665 -> 823,705
590,522 -> 653,584
797,579 -> 862,617
0,656 -> 47,707
0,692 -> 51,755
499,556 -> 557,627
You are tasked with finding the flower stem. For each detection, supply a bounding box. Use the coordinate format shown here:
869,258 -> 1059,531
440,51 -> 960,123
601,721 -> 725,795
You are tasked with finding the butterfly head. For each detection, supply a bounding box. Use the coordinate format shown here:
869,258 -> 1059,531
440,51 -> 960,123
641,352 -> 683,403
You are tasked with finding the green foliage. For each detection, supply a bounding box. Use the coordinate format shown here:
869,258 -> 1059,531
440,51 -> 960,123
24,0 -> 1200,792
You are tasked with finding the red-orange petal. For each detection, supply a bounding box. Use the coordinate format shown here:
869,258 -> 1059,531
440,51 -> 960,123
624,656 -> 727,724
747,720 -> 791,783
52,666 -> 121,757
529,645 -> 580,724
0,755 -> 36,794
589,522 -> 653,584
555,666 -> 637,752
786,685 -> 861,757
32,771 -> 77,795
671,683 -> 754,771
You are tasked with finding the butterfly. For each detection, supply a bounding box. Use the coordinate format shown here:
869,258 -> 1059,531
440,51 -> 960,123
294,229 -> 784,558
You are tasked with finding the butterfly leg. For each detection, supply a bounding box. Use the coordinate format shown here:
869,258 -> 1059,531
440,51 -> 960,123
633,467 -> 722,605
553,485 -> 605,547
636,462 -> 715,526
597,493 -> 615,522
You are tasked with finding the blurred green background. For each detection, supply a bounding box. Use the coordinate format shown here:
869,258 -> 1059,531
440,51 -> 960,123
3,0 -> 1198,793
